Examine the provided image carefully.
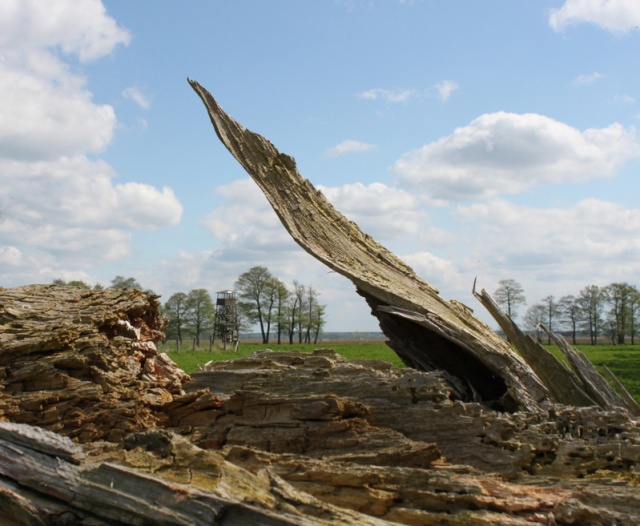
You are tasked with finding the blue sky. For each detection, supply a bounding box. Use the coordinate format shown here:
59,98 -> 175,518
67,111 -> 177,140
1,0 -> 639,332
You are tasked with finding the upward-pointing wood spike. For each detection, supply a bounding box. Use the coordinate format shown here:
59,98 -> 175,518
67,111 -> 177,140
189,78 -> 552,412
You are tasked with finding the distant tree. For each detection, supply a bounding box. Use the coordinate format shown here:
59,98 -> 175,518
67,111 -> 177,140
53,279 -> 106,291
578,285 -> 605,345
493,279 -> 526,319
286,281 -> 305,344
523,304 -> 546,343
629,287 -> 640,345
110,276 -> 142,290
52,279 -> 91,289
310,302 -> 327,344
302,286 -> 326,344
558,295 -> 580,345
273,279 -> 290,345
540,295 -> 560,345
184,289 -> 215,348
235,266 -> 277,344
603,282 -> 635,345
163,292 -> 189,346
294,282 -> 307,344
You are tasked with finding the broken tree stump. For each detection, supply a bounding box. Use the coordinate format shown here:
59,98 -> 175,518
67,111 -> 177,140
191,79 -> 616,413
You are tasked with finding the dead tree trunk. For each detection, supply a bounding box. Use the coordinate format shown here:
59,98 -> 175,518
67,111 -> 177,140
190,79 -> 586,412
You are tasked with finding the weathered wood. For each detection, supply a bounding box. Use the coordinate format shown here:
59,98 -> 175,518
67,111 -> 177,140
0,284 -> 189,442
541,325 -> 640,416
472,284 -> 597,407
0,421 -> 385,525
602,363 -> 640,415
2,286 -> 640,524
188,79 -> 551,412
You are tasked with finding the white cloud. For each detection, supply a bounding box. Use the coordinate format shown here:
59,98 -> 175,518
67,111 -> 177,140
122,86 -> 151,109
0,63 -> 116,161
326,140 -> 377,157
402,251 -> 464,292
457,198 -> 640,289
435,80 -> 459,101
573,72 -> 603,85
358,87 -> 415,103
318,182 -> 428,241
201,179 -> 294,250
393,112 -> 640,202
549,0 -> 640,33
0,246 -> 22,266
0,1 -> 129,162
0,0 -> 131,62
0,1 -> 182,285
0,156 -> 182,231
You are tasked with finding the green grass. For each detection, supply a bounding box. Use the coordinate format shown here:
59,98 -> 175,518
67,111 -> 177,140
162,340 -> 402,373
163,341 -> 640,402
546,344 -> 640,403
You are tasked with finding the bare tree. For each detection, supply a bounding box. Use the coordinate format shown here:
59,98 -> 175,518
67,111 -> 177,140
523,304 -> 546,343
540,295 -> 560,345
273,279 -> 290,345
603,282 -> 635,345
287,281 -> 306,345
558,295 -> 580,345
578,285 -> 605,345
493,279 -> 526,320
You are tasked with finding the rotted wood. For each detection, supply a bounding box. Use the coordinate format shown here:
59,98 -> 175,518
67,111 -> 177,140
188,79 -> 550,412
473,282 -> 640,415
2,284 -> 640,524
541,324 -> 640,416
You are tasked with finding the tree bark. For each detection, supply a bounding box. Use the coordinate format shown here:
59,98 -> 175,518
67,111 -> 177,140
188,79 -> 554,412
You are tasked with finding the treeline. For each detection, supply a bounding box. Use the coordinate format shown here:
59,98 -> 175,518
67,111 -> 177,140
162,266 -> 326,348
494,279 -> 640,345
52,275 -> 144,292
54,268 -> 327,349
232,265 -> 326,345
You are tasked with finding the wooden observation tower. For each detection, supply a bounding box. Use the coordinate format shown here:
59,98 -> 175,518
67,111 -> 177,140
214,290 -> 239,351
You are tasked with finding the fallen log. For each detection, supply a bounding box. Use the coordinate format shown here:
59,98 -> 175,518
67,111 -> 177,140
2,332 -> 640,524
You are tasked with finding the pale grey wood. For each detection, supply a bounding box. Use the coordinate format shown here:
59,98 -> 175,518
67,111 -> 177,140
188,79 -> 551,412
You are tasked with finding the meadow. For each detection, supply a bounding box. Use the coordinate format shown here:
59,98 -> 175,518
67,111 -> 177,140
164,341 -> 640,403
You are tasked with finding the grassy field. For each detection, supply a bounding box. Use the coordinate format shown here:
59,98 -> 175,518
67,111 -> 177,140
163,341 -> 640,403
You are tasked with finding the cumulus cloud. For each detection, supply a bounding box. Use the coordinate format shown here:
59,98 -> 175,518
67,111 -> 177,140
402,251 -> 464,292
549,0 -> 640,33
435,80 -> 459,101
358,87 -> 415,103
0,0 -> 183,284
0,155 -> 182,244
0,0 -> 128,162
318,182 -> 428,241
201,179 -> 294,251
393,112 -> 640,202
326,140 -> 377,157
0,0 -> 131,62
122,86 -> 151,109
457,198 -> 640,288
0,64 -> 116,161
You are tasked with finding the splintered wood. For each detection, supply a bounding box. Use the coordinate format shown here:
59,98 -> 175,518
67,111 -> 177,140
1,81 -> 640,524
